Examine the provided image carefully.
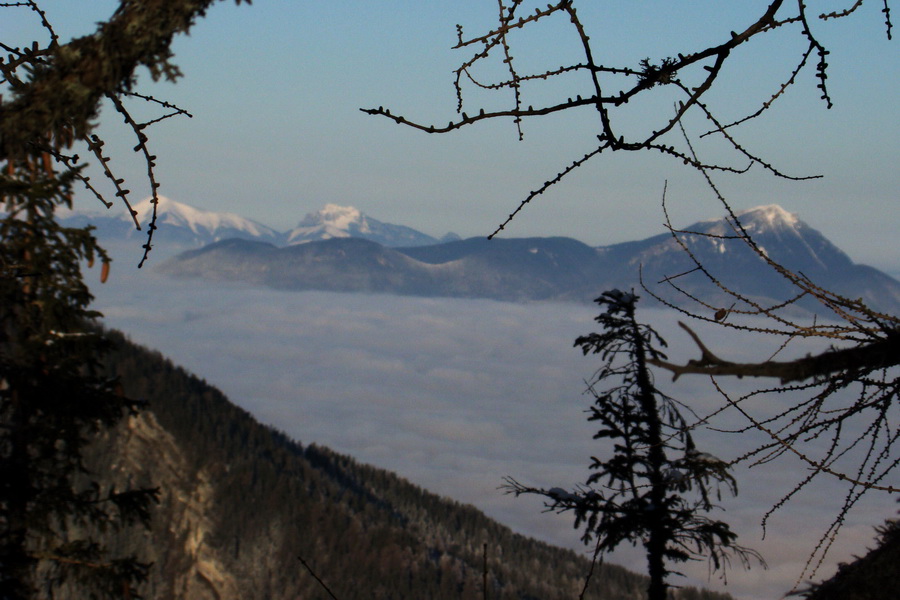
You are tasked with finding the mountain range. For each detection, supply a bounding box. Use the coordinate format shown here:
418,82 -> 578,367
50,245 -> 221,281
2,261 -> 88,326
141,201 -> 900,316
64,197 -> 459,250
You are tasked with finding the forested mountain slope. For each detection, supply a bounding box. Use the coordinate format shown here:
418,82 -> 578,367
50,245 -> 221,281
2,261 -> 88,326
800,520 -> 900,600
81,331 -> 733,600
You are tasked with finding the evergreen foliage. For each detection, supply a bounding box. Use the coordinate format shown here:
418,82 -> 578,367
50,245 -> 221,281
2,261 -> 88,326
0,157 -> 158,598
507,290 -> 761,600
2,2 -> 246,594
799,516 -> 900,600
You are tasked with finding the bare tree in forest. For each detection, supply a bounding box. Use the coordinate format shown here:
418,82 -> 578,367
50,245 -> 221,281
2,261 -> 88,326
365,0 -> 897,581
1,1 -> 247,596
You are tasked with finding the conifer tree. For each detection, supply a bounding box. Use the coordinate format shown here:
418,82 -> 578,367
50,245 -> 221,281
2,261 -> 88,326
506,290 -> 763,600
0,151 -> 158,598
1,3 -> 249,595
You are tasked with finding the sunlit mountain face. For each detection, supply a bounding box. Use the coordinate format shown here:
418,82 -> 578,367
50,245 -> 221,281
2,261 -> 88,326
598,204 -> 900,315
285,203 -> 453,247
61,196 -> 284,252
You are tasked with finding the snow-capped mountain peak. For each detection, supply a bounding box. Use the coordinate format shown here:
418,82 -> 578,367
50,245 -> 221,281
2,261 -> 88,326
667,202 -> 849,274
699,204 -> 800,234
694,204 -> 808,256
287,204 -> 369,243
133,196 -> 277,239
62,199 -> 445,257
310,204 -> 368,232
286,204 -> 438,247
734,204 -> 800,232
58,196 -> 283,260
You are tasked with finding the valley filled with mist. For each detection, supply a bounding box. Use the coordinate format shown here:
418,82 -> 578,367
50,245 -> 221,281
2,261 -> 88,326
90,257 -> 896,600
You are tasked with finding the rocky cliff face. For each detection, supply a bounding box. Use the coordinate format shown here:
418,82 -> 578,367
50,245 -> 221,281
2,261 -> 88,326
93,413 -> 241,600
90,411 -> 322,600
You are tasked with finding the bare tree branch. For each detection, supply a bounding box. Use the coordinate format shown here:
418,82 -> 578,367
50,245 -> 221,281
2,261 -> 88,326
0,0 -> 244,153
649,321 -> 900,383
1,0 -> 226,265
362,1 -> 894,232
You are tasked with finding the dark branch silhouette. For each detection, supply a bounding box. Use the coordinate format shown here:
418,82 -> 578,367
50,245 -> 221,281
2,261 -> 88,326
641,179 -> 900,584
363,1 -> 892,236
650,321 -> 900,384
1,0 -> 240,266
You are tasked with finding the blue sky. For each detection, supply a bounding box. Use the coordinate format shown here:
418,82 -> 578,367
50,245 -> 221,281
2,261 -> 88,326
6,1 -> 899,269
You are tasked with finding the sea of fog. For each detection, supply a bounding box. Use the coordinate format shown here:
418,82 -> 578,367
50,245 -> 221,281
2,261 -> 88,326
90,262 -> 897,600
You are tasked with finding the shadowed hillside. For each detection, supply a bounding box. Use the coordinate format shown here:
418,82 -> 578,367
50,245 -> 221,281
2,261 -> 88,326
799,519 -> 900,600
76,330 -> 734,600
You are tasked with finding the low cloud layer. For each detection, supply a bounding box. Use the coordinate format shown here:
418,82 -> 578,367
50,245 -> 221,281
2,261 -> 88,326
93,267 -> 896,600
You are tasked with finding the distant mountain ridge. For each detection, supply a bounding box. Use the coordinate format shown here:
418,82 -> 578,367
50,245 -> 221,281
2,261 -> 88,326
64,199 -> 900,315
596,204 -> 900,313
63,197 -> 458,251
286,203 -> 460,247
62,196 -> 283,248
159,204 -> 900,316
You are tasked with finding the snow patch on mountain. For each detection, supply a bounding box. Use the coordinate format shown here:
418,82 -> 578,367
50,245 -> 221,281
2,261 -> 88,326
134,196 -> 278,240
317,205 -> 369,233
287,204 -> 362,243
62,198 -> 451,252
737,204 -> 800,230
692,204 -> 831,269
738,205 -> 830,269
700,204 -> 800,233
